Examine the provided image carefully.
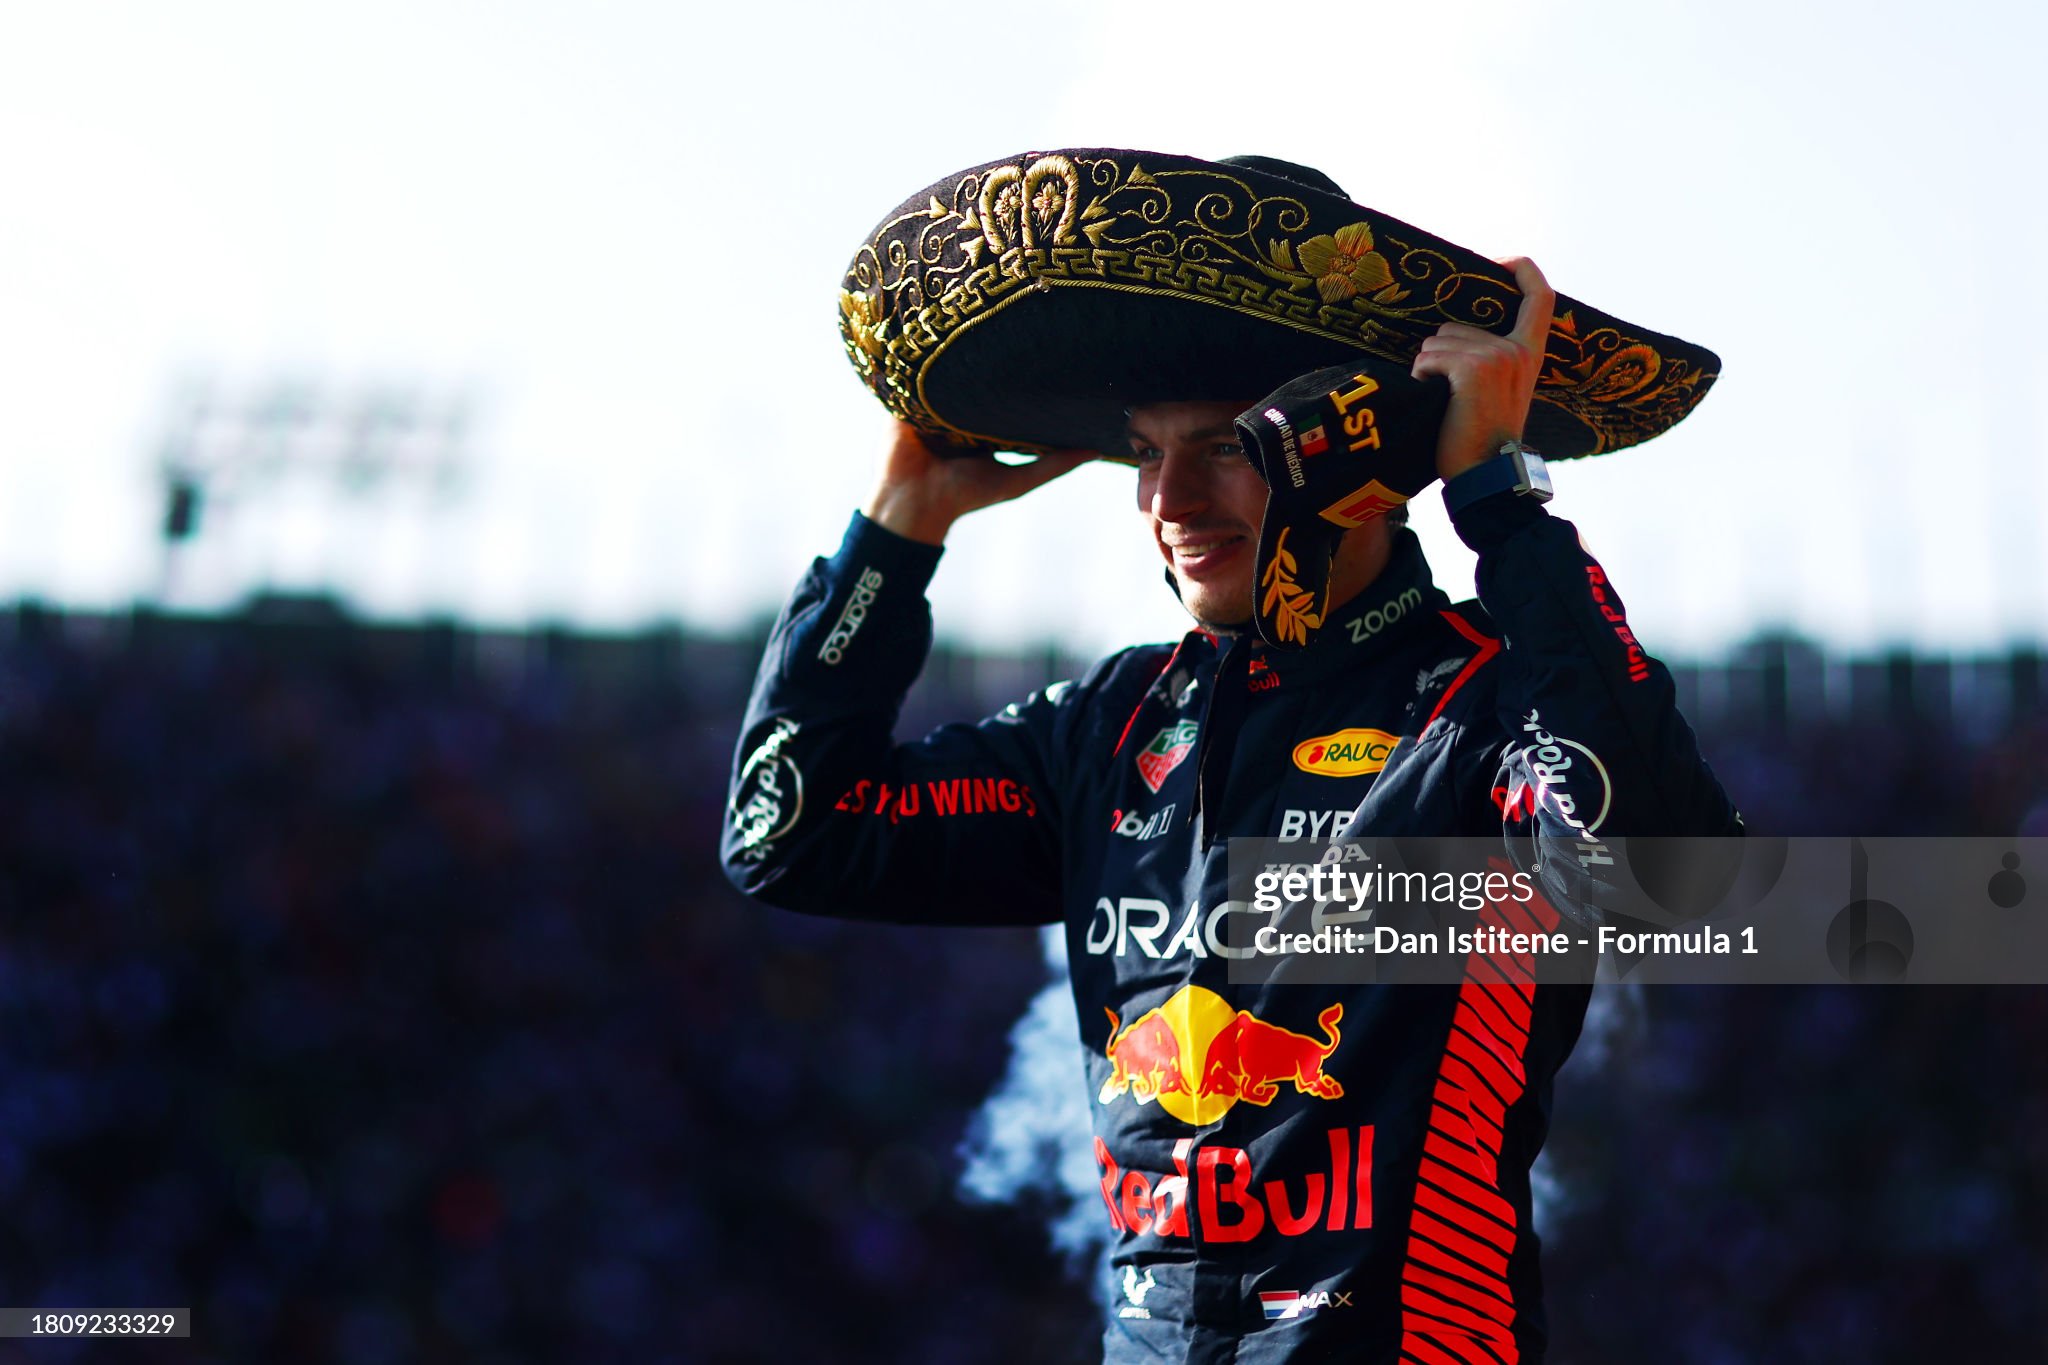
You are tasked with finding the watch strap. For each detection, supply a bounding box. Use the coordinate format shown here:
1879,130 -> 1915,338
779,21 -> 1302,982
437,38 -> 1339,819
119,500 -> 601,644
1442,442 -> 1551,515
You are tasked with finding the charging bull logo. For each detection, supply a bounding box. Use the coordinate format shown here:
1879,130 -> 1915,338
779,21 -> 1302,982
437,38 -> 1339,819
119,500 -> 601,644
1100,1008 -> 1187,1103
1100,985 -> 1343,1126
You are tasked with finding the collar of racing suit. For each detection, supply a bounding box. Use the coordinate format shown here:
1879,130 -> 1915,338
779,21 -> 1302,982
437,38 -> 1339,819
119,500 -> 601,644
1174,528 -> 1452,846
1158,527 -> 1446,684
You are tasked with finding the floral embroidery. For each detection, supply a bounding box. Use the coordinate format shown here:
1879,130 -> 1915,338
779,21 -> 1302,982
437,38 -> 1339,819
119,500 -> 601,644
1032,180 -> 1063,227
994,183 -> 1023,227
1296,223 -> 1394,305
839,151 -> 1719,457
839,289 -> 887,374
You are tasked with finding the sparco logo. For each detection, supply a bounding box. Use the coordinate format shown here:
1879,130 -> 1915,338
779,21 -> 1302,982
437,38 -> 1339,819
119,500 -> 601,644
1346,586 -> 1421,643
818,567 -> 884,664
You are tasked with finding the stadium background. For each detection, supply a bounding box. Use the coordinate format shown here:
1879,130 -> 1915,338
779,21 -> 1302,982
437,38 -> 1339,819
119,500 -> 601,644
3,602 -> 2044,1362
6,1 -> 2048,1360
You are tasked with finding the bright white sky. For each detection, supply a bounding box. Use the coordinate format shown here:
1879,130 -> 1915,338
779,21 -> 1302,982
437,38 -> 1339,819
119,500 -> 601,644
2,0 -> 2043,658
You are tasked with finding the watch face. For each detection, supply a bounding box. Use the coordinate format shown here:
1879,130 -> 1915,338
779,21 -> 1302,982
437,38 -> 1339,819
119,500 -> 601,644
1514,450 -> 1554,500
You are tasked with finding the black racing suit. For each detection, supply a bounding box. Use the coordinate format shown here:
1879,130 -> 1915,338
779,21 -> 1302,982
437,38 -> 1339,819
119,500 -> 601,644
722,491 -> 1740,1363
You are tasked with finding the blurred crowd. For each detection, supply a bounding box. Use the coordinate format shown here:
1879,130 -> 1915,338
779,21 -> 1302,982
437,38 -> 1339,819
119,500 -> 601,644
0,602 -> 2043,1364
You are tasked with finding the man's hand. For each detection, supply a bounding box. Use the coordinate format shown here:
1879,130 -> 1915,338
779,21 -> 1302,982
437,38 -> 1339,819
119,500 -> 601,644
865,420 -> 1094,545
1411,257 -> 1556,484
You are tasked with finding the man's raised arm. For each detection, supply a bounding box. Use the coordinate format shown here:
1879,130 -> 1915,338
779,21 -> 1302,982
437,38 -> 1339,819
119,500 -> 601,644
720,425 -> 1094,925
1418,257 -> 1741,918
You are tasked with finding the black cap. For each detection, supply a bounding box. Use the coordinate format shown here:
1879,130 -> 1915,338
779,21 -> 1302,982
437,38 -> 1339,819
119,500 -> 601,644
1235,359 -> 1450,648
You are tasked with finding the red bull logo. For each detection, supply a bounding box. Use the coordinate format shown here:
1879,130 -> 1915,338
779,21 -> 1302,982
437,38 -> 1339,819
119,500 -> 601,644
1100,985 -> 1343,1126
1095,1126 -> 1374,1242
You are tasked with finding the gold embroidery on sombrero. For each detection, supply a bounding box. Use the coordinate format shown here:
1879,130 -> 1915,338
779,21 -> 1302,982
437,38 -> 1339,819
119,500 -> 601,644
838,289 -> 888,381
841,156 -> 1446,448
1296,223 -> 1395,305
1260,527 -> 1323,648
838,153 -> 1718,456
968,156 -> 1084,256
1580,343 -> 1661,401
1540,312 -> 1716,453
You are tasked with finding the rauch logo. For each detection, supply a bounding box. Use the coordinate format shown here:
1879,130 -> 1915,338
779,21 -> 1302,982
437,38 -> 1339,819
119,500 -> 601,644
1291,728 -> 1399,777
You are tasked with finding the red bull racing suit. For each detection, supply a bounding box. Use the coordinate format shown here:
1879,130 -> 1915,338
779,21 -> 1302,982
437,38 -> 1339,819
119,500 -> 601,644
723,491 -> 1740,1363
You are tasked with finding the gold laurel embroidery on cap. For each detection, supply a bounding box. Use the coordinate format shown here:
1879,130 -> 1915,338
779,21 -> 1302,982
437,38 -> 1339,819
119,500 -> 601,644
1259,526 -> 1324,647
838,152 -> 1717,455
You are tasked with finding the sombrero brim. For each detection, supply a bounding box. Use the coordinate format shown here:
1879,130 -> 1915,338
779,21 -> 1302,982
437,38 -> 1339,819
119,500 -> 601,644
839,148 -> 1718,460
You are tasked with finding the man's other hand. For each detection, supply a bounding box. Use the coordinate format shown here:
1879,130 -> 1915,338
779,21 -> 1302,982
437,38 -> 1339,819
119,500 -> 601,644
1411,256 -> 1555,483
864,421 -> 1094,546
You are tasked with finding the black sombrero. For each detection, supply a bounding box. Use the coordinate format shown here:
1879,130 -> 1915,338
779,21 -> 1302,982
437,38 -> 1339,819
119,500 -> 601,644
838,147 -> 1718,461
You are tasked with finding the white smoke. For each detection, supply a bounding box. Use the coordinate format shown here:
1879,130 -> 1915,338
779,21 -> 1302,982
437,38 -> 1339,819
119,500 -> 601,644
1530,980 -> 1642,1239
956,925 -> 1114,1303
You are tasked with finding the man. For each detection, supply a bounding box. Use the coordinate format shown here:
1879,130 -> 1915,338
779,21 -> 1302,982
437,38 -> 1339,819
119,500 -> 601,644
726,150 -> 1740,1362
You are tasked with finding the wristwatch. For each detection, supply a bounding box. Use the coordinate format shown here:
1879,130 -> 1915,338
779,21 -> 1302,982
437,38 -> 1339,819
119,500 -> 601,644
1442,439 -> 1553,515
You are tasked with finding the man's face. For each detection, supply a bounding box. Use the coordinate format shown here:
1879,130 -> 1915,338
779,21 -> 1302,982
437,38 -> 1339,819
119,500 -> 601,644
1129,401 -> 1269,629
